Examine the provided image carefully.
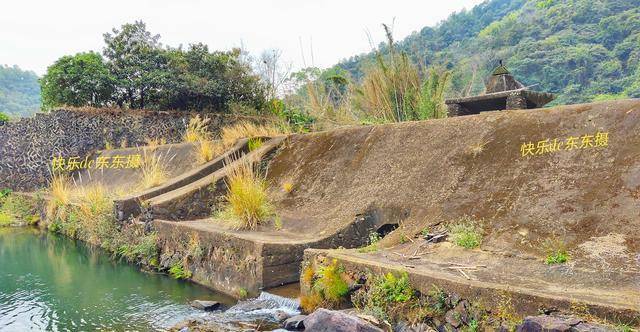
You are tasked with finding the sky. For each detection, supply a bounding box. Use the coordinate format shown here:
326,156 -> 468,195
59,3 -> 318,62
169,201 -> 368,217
0,0 -> 484,76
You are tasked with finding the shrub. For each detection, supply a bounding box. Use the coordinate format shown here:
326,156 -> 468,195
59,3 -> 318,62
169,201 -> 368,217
449,216 -> 483,249
0,213 -> 11,227
118,232 -> 158,264
545,250 -> 569,264
366,273 -> 414,316
0,112 -> 9,123
0,193 -> 38,226
354,272 -> 416,322
217,158 -> 274,230
313,259 -> 349,303
301,259 -> 350,312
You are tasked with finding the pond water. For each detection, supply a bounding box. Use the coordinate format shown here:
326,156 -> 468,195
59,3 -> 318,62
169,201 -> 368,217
0,227 -> 235,331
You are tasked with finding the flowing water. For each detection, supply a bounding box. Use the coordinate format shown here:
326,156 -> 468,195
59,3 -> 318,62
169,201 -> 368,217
0,227 -> 236,331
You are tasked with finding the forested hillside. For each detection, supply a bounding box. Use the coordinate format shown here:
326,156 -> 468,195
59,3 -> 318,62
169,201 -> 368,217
337,0 -> 640,105
0,65 -> 40,118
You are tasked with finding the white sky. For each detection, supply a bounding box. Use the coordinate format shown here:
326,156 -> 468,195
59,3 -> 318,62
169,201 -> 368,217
0,0 -> 484,75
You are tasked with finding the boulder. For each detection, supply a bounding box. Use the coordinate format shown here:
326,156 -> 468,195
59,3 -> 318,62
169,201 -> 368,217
303,309 -> 383,332
283,315 -> 307,330
444,299 -> 469,328
190,300 -> 220,311
516,315 -> 614,332
395,321 -> 437,332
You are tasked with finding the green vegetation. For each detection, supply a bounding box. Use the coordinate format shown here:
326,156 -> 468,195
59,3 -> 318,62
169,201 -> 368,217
0,112 -> 9,123
216,158 -> 274,230
449,217 -> 483,249
543,237 -> 569,265
615,324 -> 633,332
358,231 -> 381,253
336,0 -> 640,106
238,287 -> 248,299
168,262 -> 192,279
545,250 -> 569,264
285,25 -> 450,127
247,137 -> 264,151
41,21 -> 265,112
0,192 -> 39,227
43,178 -> 161,269
0,65 -> 40,118
300,259 -> 351,312
40,52 -> 114,109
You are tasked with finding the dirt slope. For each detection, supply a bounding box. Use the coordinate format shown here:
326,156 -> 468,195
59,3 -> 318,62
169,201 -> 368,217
267,99 -> 640,269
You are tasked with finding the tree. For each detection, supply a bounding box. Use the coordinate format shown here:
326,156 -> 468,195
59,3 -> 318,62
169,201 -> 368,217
0,65 -> 41,117
40,52 -> 114,109
103,21 -> 165,109
41,21 -> 267,112
156,44 -> 266,112
256,49 -> 292,99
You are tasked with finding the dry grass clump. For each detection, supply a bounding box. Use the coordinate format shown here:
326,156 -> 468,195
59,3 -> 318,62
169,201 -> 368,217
221,121 -> 289,148
139,151 -> 168,189
184,115 -> 227,164
216,158 -> 274,230
50,174 -> 72,206
145,137 -> 167,148
184,115 -> 211,143
75,184 -> 116,245
282,181 -> 294,194
197,139 -> 224,164
46,174 -> 72,222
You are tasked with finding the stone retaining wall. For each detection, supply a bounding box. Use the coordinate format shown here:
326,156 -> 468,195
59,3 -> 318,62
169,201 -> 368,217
0,108 -> 259,191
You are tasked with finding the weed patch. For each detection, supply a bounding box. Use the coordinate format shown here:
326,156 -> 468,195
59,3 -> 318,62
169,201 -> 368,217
544,237 -> 569,265
247,137 -> 264,151
169,262 -> 192,279
449,216 -> 483,249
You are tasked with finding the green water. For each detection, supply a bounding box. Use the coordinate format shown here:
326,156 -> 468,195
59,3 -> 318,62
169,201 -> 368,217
0,227 -> 234,331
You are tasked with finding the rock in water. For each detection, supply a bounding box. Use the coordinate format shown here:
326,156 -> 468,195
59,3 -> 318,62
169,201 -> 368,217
303,309 -> 383,332
283,315 -> 306,330
190,300 -> 220,311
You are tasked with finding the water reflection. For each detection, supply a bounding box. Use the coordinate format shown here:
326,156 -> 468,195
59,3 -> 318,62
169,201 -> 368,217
0,228 -> 234,331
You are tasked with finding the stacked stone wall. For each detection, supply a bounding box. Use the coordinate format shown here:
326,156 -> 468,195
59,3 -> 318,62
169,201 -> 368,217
0,109 -> 257,190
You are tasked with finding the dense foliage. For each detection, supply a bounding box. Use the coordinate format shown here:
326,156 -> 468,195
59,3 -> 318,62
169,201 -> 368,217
337,0 -> 640,105
0,65 -> 41,118
41,21 -> 266,112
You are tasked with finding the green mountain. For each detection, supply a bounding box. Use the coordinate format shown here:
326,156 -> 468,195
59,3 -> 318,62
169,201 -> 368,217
337,0 -> 640,105
0,65 -> 41,118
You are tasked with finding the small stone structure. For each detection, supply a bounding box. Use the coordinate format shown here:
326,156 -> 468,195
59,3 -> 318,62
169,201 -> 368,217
445,61 -> 555,116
